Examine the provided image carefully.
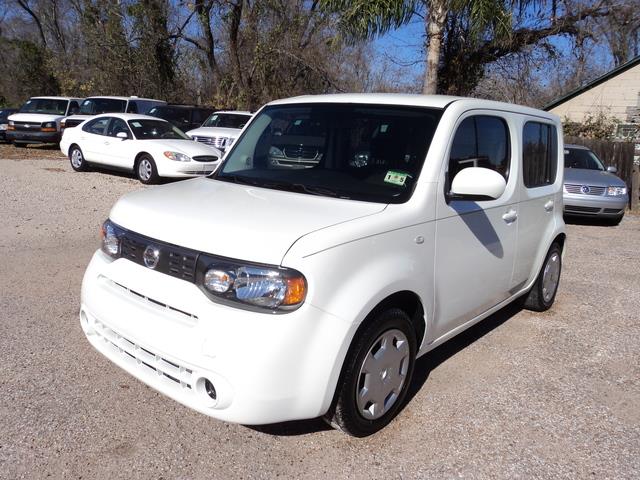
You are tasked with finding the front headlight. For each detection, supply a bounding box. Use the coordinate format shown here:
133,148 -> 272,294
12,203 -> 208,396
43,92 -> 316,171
100,219 -> 124,258
198,256 -> 307,312
607,186 -> 627,196
164,151 -> 191,162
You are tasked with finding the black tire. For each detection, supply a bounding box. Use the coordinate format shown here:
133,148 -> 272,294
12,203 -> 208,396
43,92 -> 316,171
69,145 -> 89,172
136,154 -> 159,185
325,308 -> 417,437
522,243 -> 562,312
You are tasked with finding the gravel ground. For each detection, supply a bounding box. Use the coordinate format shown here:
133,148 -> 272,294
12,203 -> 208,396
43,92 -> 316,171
1,143 -> 639,479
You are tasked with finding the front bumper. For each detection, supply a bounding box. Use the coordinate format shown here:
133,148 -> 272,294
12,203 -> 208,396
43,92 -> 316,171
563,193 -> 627,217
156,160 -> 220,179
6,129 -> 61,144
80,250 -> 352,425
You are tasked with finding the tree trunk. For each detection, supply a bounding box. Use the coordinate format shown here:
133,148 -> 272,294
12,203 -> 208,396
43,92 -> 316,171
422,0 -> 447,95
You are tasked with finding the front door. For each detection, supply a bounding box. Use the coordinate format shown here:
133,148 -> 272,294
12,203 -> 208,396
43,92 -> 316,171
433,112 -> 519,340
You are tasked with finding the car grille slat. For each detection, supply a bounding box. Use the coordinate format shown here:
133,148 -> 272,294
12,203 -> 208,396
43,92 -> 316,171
564,205 -> 601,214
13,121 -> 42,131
192,156 -> 218,162
193,136 -> 231,149
564,184 -> 606,196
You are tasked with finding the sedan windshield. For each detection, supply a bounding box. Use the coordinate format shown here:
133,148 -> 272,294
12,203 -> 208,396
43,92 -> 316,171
80,98 -> 127,115
128,119 -> 190,140
215,103 -> 442,204
564,148 -> 605,171
203,113 -> 251,129
19,99 -> 68,115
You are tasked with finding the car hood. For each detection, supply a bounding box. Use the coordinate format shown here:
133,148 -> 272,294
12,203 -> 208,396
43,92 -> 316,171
142,139 -> 221,158
186,126 -> 242,138
8,113 -> 64,123
109,178 -> 386,265
564,168 -> 626,187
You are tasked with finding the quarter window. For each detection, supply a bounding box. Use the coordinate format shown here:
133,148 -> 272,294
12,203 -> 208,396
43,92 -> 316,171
523,122 -> 557,188
83,117 -> 110,136
448,116 -> 510,187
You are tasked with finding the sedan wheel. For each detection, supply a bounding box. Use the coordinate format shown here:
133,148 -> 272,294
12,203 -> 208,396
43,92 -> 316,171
136,155 -> 159,184
522,242 -> 562,311
69,146 -> 88,172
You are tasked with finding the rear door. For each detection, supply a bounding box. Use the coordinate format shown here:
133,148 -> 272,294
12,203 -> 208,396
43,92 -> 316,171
102,118 -> 134,169
433,112 -> 519,339
80,117 -> 111,163
512,120 -> 561,287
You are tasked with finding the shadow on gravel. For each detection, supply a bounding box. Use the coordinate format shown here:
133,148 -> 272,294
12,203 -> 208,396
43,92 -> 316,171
247,301 -> 523,437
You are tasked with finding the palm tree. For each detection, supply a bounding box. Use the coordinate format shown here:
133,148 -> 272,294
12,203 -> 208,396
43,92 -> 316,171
320,0 -> 510,94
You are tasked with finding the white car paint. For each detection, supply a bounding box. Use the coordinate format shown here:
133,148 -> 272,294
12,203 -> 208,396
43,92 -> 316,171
79,94 -> 566,430
186,111 -> 252,151
60,113 -> 222,181
7,96 -> 83,144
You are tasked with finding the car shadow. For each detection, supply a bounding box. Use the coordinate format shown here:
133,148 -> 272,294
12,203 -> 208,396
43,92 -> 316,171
246,301 -> 523,437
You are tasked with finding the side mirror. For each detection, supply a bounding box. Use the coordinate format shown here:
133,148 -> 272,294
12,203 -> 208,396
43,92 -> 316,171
116,131 -> 128,140
607,165 -> 618,174
450,167 -> 506,200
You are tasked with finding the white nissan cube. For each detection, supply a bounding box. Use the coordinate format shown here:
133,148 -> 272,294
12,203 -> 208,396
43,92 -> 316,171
80,94 -> 566,436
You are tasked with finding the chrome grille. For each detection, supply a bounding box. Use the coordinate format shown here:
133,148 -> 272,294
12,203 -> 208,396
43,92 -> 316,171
193,136 -> 229,149
13,121 -> 41,131
93,319 -> 194,390
283,146 -> 319,160
564,184 -> 606,196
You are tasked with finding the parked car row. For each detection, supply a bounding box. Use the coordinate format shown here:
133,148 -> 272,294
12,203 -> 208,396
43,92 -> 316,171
1,94 -> 255,183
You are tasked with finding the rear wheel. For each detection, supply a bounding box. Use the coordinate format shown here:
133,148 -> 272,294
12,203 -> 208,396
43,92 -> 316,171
522,243 -> 562,312
136,154 -> 159,185
325,308 -> 416,437
69,145 -> 89,172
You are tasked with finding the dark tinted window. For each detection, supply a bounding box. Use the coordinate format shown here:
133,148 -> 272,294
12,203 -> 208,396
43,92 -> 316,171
83,117 -> 110,135
203,113 -> 251,128
126,101 -> 138,113
107,118 -> 131,137
192,108 -> 213,124
218,104 -> 443,204
523,122 -> 557,188
149,107 -> 189,124
564,147 -> 604,171
68,101 -> 80,115
449,115 -> 510,184
0,109 -> 16,121
80,98 -> 127,115
19,98 -> 68,115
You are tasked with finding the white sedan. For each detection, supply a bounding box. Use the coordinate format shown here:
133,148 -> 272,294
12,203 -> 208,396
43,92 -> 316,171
60,113 -> 222,184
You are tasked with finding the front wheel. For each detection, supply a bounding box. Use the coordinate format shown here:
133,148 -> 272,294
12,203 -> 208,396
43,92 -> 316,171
325,308 -> 416,437
136,154 -> 159,184
522,243 -> 562,312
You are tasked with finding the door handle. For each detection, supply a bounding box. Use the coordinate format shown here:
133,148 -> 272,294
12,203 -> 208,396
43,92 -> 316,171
502,209 -> 518,224
544,200 -> 554,212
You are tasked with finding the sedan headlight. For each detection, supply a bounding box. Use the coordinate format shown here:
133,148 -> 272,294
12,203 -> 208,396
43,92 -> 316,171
100,219 -> 124,258
198,256 -> 307,311
164,151 -> 191,162
607,186 -> 627,196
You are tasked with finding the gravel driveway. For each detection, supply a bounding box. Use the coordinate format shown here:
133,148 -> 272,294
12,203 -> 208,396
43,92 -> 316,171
1,144 -> 639,479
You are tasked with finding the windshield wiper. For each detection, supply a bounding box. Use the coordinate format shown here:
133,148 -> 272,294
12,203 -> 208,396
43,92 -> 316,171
217,174 -> 262,186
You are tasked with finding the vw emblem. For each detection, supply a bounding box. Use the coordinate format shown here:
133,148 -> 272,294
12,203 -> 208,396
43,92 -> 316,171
143,245 -> 160,269
580,185 -> 590,194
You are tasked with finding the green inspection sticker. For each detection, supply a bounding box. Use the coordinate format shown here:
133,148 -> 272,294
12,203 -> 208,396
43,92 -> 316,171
384,170 -> 409,186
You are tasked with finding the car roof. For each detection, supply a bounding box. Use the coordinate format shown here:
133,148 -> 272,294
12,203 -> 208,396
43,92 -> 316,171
266,93 -> 559,120
564,144 -> 591,151
82,96 -> 166,103
31,96 -> 83,102
213,110 -> 252,116
92,113 -> 168,122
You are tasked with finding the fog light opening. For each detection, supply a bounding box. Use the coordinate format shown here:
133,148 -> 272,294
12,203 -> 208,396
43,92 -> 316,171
204,379 -> 217,400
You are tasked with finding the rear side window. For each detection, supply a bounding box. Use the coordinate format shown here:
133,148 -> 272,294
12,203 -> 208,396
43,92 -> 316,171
83,117 -> 110,135
523,122 -> 557,188
449,115 -> 510,184
126,101 -> 138,113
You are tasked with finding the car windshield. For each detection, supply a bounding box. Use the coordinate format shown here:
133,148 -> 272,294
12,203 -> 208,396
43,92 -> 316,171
127,119 -> 190,140
215,103 -> 443,204
80,98 -> 127,115
564,148 -> 605,171
19,99 -> 68,115
202,113 -> 251,129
